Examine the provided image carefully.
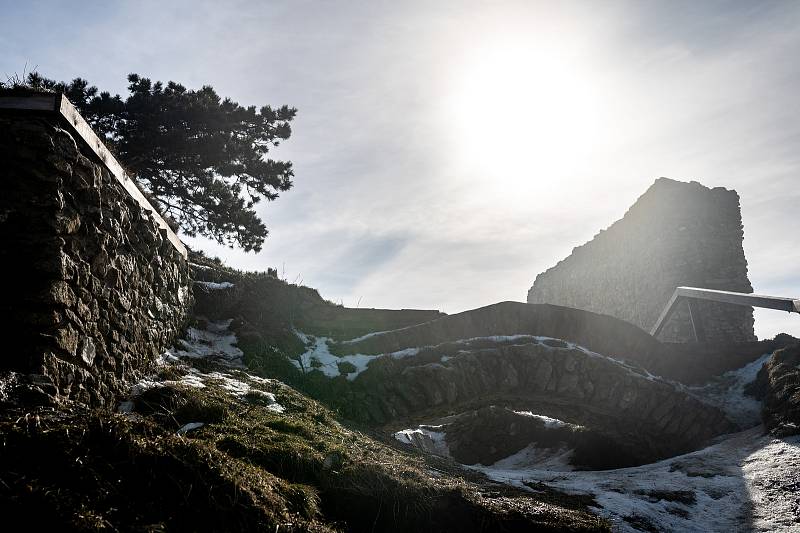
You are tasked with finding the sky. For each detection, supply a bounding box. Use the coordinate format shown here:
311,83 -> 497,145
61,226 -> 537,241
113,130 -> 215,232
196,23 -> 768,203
2,0 -> 798,338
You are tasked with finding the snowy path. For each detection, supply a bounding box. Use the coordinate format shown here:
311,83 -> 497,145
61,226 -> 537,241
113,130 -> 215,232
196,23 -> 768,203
473,427 -> 800,532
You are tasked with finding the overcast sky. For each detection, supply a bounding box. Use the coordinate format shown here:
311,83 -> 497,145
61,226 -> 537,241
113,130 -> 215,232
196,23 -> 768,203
2,0 -> 798,338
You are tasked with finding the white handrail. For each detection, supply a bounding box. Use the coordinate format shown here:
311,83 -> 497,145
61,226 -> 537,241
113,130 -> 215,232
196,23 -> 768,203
651,286 -> 799,339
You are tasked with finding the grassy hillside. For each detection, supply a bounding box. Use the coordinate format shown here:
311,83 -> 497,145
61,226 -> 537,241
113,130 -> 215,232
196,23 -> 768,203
0,356 -> 609,532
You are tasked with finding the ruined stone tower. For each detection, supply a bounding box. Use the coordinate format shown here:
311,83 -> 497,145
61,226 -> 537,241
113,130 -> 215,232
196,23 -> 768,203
527,178 -> 756,343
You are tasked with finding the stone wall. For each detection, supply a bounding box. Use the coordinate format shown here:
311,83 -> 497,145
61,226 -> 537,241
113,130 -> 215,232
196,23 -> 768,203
357,335 -> 735,463
0,108 -> 190,406
527,178 -> 755,343
335,301 -> 773,384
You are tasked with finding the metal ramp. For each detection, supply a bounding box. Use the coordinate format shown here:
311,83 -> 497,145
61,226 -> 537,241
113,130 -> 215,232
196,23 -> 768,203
651,287 -> 800,341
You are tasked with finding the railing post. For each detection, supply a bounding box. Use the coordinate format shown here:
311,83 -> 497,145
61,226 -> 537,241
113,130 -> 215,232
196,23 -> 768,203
686,298 -> 706,342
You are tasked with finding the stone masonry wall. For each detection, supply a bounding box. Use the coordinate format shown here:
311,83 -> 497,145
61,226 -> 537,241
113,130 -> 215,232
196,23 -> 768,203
0,112 -> 191,406
527,178 -> 755,343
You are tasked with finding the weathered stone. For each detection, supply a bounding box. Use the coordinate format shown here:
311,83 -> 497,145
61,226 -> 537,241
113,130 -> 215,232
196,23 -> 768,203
527,178 -> 755,344
0,112 -> 191,406
48,280 -> 76,307
342,320 -> 737,462
749,341 -> 800,436
79,337 -> 96,365
53,208 -> 81,234
53,323 -> 79,356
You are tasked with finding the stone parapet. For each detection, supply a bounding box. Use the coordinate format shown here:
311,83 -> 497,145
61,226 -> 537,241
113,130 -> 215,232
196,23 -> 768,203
0,97 -> 191,406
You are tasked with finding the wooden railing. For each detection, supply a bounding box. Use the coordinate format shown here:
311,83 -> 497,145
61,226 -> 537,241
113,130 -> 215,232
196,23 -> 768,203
651,286 -> 800,341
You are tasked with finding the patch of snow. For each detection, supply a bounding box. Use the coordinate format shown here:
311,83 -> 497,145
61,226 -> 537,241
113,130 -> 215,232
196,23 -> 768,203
293,329 -> 311,344
131,370 -> 208,396
340,320 -> 429,344
194,280 -> 235,290
196,371 -> 285,412
247,389 -> 286,413
158,351 -> 181,365
178,370 -> 208,388
488,443 -> 575,472
168,319 -> 244,368
473,426 -> 800,532
177,422 -> 204,435
688,353 -> 771,428
341,329 -> 391,343
458,334 -> 542,344
512,411 -> 573,429
291,332 -> 420,381
127,321 -> 285,413
391,347 -> 421,358
742,435 -> 800,531
131,369 -> 286,412
205,371 -> 251,396
394,425 -> 450,457
118,400 -> 134,413
247,374 -> 279,386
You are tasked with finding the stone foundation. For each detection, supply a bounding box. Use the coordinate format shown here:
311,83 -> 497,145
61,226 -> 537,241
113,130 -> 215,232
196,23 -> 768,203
0,101 -> 190,406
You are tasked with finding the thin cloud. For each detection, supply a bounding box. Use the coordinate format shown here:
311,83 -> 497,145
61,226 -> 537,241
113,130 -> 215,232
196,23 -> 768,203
2,0 -> 797,338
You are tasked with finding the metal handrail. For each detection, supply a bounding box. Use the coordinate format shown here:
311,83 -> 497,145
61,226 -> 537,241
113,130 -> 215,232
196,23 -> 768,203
651,286 -> 800,340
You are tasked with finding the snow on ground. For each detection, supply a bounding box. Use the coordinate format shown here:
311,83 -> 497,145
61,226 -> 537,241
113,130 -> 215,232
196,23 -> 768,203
167,319 -> 244,368
742,435 -> 800,531
396,413 -> 579,469
125,320 -> 285,414
472,426 -> 800,532
512,411 -> 576,429
194,280 -> 235,290
131,367 -> 285,414
290,332 -> 658,382
393,425 -> 450,457
488,442 -> 576,472
340,329 -> 391,344
291,331 -> 420,380
687,353 -> 771,428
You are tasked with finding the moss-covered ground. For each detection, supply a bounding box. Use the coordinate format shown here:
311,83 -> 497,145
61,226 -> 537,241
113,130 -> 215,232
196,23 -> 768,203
0,358 -> 609,532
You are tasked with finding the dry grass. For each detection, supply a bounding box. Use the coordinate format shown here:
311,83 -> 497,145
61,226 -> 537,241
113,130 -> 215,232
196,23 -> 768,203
0,360 -> 609,532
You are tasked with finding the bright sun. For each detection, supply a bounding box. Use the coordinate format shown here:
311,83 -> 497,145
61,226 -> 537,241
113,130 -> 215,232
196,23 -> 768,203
445,38 -> 603,195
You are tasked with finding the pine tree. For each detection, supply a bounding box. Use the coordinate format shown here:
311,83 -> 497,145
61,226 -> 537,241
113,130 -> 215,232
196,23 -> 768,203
28,73 -> 296,252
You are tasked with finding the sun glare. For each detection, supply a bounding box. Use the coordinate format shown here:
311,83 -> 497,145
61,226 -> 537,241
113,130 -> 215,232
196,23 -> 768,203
445,38 -> 604,196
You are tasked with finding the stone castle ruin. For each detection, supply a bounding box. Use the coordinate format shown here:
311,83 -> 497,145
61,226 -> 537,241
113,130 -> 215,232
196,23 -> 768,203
527,178 -> 756,343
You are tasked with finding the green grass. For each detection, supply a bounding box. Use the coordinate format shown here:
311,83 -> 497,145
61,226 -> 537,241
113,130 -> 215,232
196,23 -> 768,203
0,361 -> 610,532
